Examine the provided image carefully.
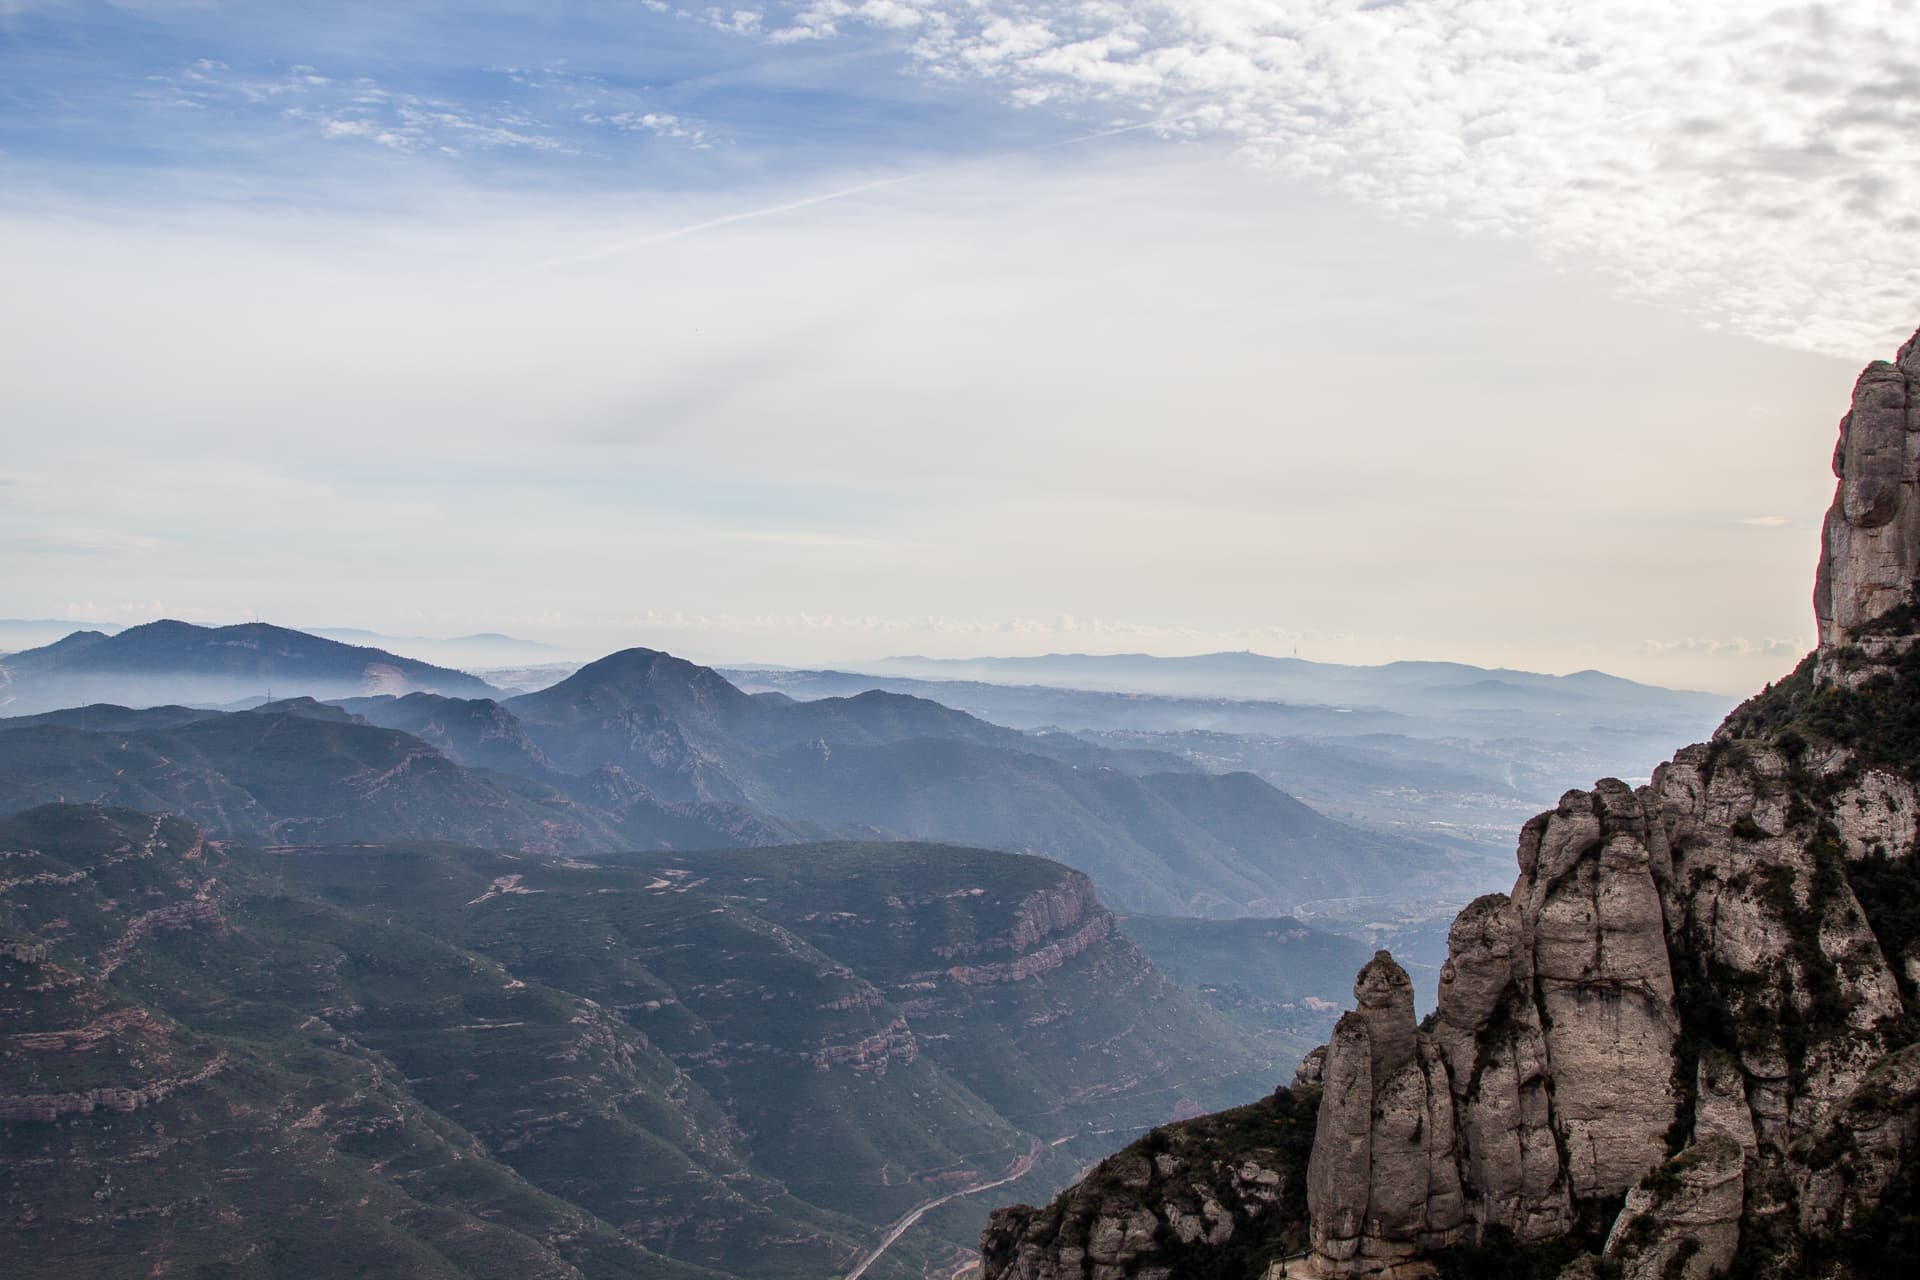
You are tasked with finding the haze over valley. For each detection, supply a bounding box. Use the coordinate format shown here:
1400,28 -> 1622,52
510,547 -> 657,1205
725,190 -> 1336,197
6,2 -> 1919,1278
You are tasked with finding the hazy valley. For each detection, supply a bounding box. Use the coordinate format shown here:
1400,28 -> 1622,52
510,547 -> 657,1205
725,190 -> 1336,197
0,609 -> 1735,1275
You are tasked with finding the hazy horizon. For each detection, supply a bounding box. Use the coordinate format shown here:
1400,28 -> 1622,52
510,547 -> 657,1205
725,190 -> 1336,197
6,2 -> 1913,697
0,612 -> 1774,696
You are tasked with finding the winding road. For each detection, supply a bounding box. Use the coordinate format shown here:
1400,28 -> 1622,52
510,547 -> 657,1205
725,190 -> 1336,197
844,1139 -> 1044,1280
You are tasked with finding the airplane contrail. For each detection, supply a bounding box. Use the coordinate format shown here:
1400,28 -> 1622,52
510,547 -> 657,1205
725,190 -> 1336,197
534,119 -> 1173,271
535,173 -> 925,269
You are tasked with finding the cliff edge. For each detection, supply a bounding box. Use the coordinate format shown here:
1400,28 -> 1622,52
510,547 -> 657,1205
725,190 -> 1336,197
982,327 -> 1920,1280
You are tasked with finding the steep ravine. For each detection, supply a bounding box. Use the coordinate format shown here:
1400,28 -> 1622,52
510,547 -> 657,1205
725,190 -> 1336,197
980,329 -> 1920,1280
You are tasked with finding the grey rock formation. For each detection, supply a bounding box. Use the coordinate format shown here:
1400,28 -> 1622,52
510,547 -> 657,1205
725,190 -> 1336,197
1815,329 -> 1920,651
1603,1136 -> 1745,1280
1287,327 -> 1920,1278
1305,953 -> 1465,1272
1430,895 -> 1570,1242
1290,712 -> 1914,1275
1794,1044 -> 1920,1242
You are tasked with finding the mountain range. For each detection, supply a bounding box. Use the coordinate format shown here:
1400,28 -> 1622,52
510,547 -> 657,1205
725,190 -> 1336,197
851,650 -> 1731,716
0,625 -> 1486,919
727,661 -> 1734,872
0,619 -> 496,712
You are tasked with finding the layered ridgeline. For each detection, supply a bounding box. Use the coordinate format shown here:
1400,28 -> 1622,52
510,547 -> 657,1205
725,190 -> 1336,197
981,331 -> 1920,1280
0,804 -> 1280,1279
0,646 -> 1473,919
0,619 -> 496,711
732,645 -> 1733,872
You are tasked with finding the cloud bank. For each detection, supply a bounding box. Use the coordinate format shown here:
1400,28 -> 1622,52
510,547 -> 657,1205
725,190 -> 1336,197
730,0 -> 1920,356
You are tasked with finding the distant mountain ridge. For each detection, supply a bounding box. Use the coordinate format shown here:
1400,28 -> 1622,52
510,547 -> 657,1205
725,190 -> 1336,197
486,648 -> 1477,914
307,626 -> 583,668
855,650 -> 1729,714
727,660 -> 1735,882
0,619 -> 497,713
0,635 -> 1481,918
0,699 -> 795,854
0,618 -> 126,654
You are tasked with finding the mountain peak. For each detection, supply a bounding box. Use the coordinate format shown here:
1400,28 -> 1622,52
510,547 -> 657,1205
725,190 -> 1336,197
0,620 -> 495,715
511,646 -> 754,723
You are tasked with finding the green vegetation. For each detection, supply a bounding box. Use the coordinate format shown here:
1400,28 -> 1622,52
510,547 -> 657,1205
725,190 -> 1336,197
983,1085 -> 1322,1279
1722,639 -> 1920,785
1,806 -> 1277,1279
1431,1226 -> 1600,1280
1847,849 -> 1920,1020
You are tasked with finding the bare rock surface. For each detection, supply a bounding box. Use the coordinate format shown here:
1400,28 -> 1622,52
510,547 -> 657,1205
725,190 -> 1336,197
1817,330 -> 1920,651
1603,1136 -> 1745,1280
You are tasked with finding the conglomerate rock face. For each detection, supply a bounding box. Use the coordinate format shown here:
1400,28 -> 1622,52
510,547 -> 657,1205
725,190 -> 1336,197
1291,329 -> 1920,1278
981,327 -> 1920,1280
1816,329 -> 1920,652
1301,737 -> 1913,1276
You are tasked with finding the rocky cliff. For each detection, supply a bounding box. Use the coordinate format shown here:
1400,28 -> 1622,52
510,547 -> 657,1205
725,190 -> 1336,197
982,327 -> 1920,1280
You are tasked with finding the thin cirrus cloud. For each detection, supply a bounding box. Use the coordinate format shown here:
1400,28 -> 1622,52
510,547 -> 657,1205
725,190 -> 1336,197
0,528 -> 159,556
713,0 -> 1920,358
151,58 -> 713,156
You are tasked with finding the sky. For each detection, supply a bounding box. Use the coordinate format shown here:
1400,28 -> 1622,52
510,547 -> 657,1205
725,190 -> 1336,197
2,1 -> 1916,693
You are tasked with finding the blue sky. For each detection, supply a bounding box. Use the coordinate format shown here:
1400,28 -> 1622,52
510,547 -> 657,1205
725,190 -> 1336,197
1,2 -> 1073,197
2,2 -> 1914,691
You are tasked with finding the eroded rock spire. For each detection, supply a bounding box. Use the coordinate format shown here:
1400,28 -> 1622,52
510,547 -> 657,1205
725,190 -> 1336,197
1814,327 -> 1920,650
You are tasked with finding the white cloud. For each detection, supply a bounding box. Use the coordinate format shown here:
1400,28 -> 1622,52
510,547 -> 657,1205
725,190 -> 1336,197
607,111 -> 714,148
1639,636 -> 1804,659
736,0 -> 1920,357
769,0 -> 928,42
